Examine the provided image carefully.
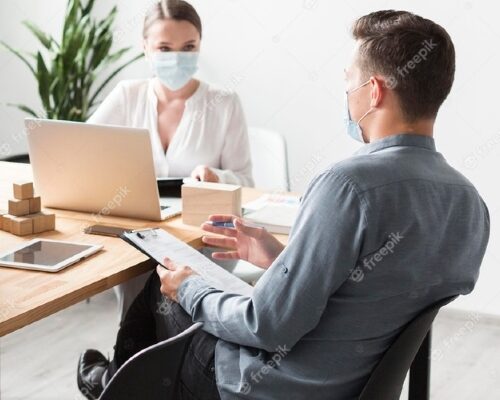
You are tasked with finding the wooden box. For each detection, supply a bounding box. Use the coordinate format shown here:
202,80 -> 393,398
29,196 -> 41,214
2,215 -> 15,233
32,213 -> 56,234
8,199 -> 30,217
0,212 -> 9,232
182,182 -> 241,226
10,216 -> 33,236
13,182 -> 34,200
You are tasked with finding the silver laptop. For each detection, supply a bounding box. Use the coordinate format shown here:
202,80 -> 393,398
25,118 -> 182,221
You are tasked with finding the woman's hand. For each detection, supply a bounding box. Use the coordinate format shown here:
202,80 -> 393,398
191,165 -> 219,182
201,215 -> 285,269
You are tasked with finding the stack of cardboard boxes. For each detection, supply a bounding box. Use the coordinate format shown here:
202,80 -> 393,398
0,182 -> 55,236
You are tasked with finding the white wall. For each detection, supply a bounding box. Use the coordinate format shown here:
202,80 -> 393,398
1,0 -> 499,315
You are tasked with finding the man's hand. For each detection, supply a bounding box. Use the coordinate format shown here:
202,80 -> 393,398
156,258 -> 196,302
201,215 -> 285,269
190,165 -> 220,183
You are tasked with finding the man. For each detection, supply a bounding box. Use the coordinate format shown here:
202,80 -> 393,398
78,10 -> 490,400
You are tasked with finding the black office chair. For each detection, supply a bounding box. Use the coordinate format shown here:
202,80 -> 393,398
359,296 -> 457,400
99,322 -> 203,400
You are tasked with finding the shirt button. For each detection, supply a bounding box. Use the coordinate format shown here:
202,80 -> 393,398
282,266 -> 288,274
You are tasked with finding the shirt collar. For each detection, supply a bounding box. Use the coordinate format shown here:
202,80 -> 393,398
148,79 -> 207,109
355,133 -> 436,156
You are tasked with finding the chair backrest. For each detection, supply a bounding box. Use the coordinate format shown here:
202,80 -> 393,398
248,127 -> 290,192
358,296 -> 457,400
99,322 -> 203,400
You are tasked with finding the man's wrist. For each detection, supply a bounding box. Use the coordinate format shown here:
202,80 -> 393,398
178,274 -> 205,301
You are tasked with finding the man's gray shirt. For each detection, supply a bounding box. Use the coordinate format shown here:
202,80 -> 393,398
178,134 -> 490,399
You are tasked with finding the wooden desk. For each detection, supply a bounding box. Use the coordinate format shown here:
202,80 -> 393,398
0,162 -> 287,337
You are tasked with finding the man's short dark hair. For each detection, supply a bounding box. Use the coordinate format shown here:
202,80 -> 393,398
352,10 -> 455,122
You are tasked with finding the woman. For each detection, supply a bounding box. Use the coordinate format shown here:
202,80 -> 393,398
88,0 -> 253,320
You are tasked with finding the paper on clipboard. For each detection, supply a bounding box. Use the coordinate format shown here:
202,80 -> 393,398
121,228 -> 253,296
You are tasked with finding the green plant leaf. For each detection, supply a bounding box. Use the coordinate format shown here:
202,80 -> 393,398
89,37 -> 113,70
22,21 -> 53,49
63,0 -> 80,38
49,76 -> 61,106
64,23 -> 85,68
97,6 -> 117,31
104,47 -> 131,65
4,103 -> 40,117
78,19 -> 95,61
5,0 -> 137,122
0,40 -> 36,76
81,0 -> 96,15
36,52 -> 51,111
89,53 -> 143,107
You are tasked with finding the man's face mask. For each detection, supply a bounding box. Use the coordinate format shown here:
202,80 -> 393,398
344,80 -> 373,143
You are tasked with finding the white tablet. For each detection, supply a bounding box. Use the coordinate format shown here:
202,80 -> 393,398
0,239 -> 103,272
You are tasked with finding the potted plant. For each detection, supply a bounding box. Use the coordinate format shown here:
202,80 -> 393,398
0,0 -> 142,121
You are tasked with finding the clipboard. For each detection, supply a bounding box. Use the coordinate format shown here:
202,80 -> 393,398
120,228 -> 253,296
120,228 -> 165,266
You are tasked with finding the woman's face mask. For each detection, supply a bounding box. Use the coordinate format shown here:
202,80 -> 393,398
150,51 -> 200,91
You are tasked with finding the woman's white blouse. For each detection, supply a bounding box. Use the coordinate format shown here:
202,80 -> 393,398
87,79 -> 254,186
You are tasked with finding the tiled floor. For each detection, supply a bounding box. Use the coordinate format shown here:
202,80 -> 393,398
1,290 -> 500,399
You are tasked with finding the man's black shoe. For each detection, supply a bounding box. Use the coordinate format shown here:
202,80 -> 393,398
77,349 -> 109,400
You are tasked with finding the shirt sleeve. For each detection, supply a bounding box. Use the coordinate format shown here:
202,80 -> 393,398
211,93 -> 254,187
177,168 -> 368,352
87,82 -> 127,126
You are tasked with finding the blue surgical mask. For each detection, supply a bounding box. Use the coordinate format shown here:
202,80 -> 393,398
151,52 -> 199,91
344,80 -> 372,143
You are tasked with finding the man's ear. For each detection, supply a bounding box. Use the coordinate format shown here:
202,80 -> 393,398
369,76 -> 385,108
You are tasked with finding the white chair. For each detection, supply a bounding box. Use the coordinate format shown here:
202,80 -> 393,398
230,128 -> 290,284
248,127 -> 290,192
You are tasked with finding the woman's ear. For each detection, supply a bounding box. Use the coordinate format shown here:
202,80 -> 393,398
143,39 -> 150,60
